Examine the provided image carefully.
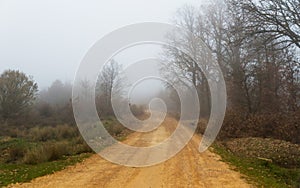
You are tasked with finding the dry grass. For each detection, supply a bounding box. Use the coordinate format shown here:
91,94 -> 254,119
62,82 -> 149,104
223,137 -> 300,168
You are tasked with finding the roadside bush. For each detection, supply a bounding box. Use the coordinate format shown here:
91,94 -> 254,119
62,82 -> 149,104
56,124 -> 79,140
218,110 -> 300,144
23,141 -> 72,164
27,126 -> 57,142
103,117 -> 131,139
47,141 -> 72,161
22,145 -> 49,164
71,136 -> 93,154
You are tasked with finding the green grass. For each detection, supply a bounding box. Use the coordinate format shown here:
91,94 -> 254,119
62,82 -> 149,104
212,143 -> 300,188
0,118 -> 130,187
0,153 -> 91,187
0,137 -> 35,151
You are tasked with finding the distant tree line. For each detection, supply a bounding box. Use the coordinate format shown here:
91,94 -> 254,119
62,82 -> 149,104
0,70 -> 75,126
0,60 -> 142,127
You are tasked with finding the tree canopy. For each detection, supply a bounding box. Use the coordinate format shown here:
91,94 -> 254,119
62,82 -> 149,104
0,70 -> 38,120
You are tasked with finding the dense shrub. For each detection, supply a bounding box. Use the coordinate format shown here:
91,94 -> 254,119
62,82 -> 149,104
23,141 -> 72,164
23,145 -> 49,164
71,136 -> 93,154
6,146 -> 25,163
217,110 -> 300,144
26,125 -> 79,142
103,118 -> 131,138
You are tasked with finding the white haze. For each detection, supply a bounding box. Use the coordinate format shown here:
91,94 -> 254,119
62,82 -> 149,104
0,0 -> 203,102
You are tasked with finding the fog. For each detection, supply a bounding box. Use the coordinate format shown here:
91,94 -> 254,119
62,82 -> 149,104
0,0 -> 202,91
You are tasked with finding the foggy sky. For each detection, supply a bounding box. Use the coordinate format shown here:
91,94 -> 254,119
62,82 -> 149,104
0,0 -> 203,89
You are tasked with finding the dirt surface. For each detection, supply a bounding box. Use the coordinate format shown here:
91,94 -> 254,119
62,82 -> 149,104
9,117 -> 253,188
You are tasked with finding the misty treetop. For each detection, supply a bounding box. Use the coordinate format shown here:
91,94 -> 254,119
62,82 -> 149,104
0,70 -> 38,120
161,0 -> 300,115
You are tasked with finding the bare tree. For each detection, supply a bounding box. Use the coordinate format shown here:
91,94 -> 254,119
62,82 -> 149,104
236,0 -> 300,48
96,60 -> 124,116
161,5 -> 215,117
227,0 -> 300,113
163,0 -> 300,115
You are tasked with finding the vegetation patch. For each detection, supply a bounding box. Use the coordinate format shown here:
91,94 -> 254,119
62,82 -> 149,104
223,137 -> 300,168
0,136 -> 91,165
0,153 -> 91,187
0,116 -> 132,187
102,116 -> 132,141
212,142 -> 300,188
217,111 -> 300,144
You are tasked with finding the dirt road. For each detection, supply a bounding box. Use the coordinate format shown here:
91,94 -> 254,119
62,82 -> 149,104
9,117 -> 253,188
